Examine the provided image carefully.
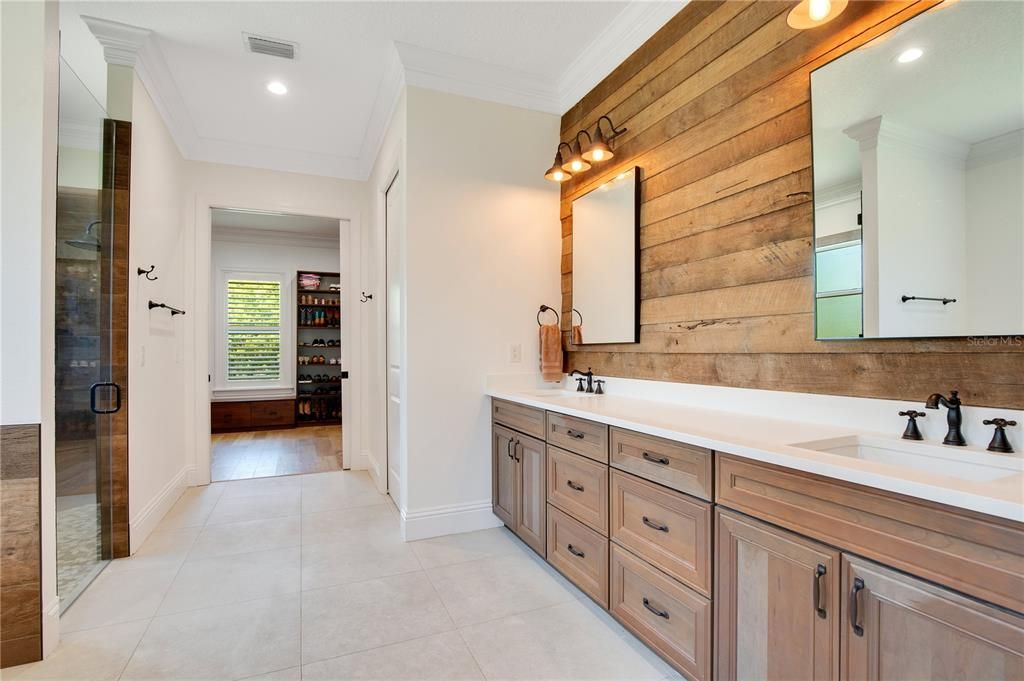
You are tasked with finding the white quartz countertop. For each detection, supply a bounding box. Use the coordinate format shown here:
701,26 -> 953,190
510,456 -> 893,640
487,387 -> 1024,523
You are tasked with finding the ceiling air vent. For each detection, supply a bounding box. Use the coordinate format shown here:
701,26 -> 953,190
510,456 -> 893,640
244,33 -> 297,60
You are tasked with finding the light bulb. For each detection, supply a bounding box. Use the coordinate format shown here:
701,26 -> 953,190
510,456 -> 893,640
571,160 -> 583,171
897,47 -> 924,63
591,149 -> 606,161
552,170 -> 565,181
808,0 -> 831,21
267,81 -> 288,95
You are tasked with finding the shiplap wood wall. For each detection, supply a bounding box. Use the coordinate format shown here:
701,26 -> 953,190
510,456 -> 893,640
560,0 -> 1024,409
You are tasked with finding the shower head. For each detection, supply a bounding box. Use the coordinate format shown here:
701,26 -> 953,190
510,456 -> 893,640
65,220 -> 102,251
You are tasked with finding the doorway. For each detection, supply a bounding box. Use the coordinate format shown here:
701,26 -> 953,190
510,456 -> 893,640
207,209 -> 345,481
385,173 -> 403,499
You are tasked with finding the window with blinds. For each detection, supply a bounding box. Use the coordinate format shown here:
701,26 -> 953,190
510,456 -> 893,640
226,279 -> 281,381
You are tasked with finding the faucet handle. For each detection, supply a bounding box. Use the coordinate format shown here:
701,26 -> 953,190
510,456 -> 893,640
983,418 -> 1017,453
594,379 -> 605,395
575,377 -> 585,392
898,410 -> 926,441
983,418 -> 1017,428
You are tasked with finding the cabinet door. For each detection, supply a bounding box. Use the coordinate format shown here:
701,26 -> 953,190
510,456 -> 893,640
842,554 -> 1024,681
514,433 -> 546,556
716,509 -> 840,681
492,424 -> 516,527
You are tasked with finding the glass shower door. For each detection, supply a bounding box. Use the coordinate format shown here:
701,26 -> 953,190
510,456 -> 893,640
55,57 -> 118,611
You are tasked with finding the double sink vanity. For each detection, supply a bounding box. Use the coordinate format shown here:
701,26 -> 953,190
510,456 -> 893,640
488,386 -> 1024,681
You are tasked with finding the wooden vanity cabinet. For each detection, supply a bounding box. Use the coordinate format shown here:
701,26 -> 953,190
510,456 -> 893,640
841,555 -> 1024,681
491,422 -> 546,556
715,508 -> 840,681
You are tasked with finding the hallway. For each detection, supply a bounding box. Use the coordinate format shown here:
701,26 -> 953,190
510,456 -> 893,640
6,470 -> 678,681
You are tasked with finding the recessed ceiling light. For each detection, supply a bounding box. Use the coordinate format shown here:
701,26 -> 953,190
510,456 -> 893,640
897,47 -> 924,63
266,81 -> 288,95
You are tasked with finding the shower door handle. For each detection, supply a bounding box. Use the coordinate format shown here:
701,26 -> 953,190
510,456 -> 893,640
90,382 -> 122,414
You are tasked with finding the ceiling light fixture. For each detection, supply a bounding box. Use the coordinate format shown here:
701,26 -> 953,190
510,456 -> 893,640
266,80 -> 288,95
787,0 -> 848,29
545,114 -> 627,183
897,47 -> 924,63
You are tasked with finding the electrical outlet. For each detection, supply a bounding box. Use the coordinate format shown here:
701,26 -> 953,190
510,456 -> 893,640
509,343 -> 522,363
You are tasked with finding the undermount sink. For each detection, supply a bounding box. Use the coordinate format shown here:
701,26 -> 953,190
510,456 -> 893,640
789,434 -> 1024,483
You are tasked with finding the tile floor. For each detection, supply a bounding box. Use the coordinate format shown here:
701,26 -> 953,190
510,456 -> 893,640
6,470 -> 680,681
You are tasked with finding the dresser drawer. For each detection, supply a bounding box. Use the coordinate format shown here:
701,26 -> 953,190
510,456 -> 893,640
492,399 -> 545,439
547,446 -> 608,535
610,428 -> 712,501
547,504 -> 609,608
211,402 -> 251,430
610,544 -> 711,681
546,412 -> 608,463
251,400 -> 295,427
610,470 -> 711,596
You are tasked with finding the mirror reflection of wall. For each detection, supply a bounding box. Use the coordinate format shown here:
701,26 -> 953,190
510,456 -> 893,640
571,168 -> 639,345
811,0 -> 1023,339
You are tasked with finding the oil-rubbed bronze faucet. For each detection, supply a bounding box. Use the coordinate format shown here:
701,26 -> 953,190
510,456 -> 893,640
925,389 -> 966,446
570,368 -> 594,393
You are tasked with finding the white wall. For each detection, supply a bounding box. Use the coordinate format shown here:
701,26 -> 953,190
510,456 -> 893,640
400,86 -> 561,539
1,0 -> 61,654
127,72 -> 189,551
209,238 -> 340,399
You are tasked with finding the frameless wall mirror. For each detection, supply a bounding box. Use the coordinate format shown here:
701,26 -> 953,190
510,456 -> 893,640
571,167 -> 640,344
811,0 -> 1023,339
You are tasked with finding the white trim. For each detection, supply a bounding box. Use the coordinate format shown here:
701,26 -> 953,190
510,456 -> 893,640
211,226 -> 339,249
128,465 -> 188,553
81,15 -> 150,68
211,387 -> 294,402
967,128 -> 1024,170
43,597 -> 60,657
814,179 -> 861,210
556,1 -> 687,114
400,501 -> 503,542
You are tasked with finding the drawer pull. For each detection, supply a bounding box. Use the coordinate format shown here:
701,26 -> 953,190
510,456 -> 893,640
814,564 -> 827,619
507,439 -> 514,460
567,544 -> 585,558
850,577 -> 865,636
642,516 -> 669,533
566,429 -> 586,439
641,452 -> 670,466
566,480 -> 585,492
642,597 -> 670,620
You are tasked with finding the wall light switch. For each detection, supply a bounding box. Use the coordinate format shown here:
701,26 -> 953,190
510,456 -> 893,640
509,343 -> 522,363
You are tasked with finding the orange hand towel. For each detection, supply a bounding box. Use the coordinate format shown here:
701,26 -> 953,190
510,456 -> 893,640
571,325 -> 583,346
539,323 -> 563,382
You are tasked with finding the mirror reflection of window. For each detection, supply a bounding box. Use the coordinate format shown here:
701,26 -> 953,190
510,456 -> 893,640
571,169 -> 639,345
811,0 -> 1024,339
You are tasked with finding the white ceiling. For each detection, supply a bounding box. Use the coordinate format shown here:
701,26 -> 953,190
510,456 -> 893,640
66,1 -> 684,180
811,0 -> 1023,189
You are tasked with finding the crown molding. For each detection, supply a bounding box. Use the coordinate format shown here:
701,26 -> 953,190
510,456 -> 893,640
357,44 -> 406,179
967,128 -> 1023,170
556,1 -> 687,114
81,16 -> 150,67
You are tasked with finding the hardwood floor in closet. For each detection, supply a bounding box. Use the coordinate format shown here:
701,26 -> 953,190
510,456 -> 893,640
211,426 -> 342,481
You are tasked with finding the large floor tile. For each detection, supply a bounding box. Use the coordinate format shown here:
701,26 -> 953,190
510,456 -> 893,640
300,472 -> 387,514
155,485 -> 224,530
120,594 -> 300,681
2,620 -> 147,680
188,515 -> 301,560
219,475 -> 302,499
300,571 -> 454,664
238,667 -> 302,681
302,631 -> 484,681
104,527 -> 200,574
301,504 -> 398,546
159,546 -> 300,614
60,564 -> 178,632
301,533 -> 420,591
411,527 -> 520,569
206,489 -> 301,526
459,600 -> 671,681
426,549 -> 577,626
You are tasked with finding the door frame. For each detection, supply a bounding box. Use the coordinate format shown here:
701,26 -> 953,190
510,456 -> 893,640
383,168 -> 403,506
189,196 -> 360,487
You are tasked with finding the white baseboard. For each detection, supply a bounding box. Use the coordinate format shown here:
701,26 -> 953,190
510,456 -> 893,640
184,464 -> 200,487
42,596 -> 60,657
129,466 -> 188,553
400,500 -> 502,541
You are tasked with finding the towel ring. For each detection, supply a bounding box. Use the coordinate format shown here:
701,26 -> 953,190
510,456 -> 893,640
572,308 -> 583,326
537,305 -> 559,326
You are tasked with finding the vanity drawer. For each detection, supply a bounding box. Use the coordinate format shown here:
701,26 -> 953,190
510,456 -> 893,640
610,544 -> 711,681
492,399 -> 545,439
547,446 -> 609,535
610,428 -> 712,501
547,412 -> 608,463
610,470 -> 711,596
546,504 -> 609,608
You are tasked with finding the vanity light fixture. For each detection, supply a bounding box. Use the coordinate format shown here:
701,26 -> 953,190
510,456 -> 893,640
787,0 -> 848,29
266,80 -> 288,95
545,114 -> 627,182
897,47 -> 924,63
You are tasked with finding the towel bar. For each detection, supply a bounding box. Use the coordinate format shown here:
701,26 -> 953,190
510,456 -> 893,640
537,304 -> 559,326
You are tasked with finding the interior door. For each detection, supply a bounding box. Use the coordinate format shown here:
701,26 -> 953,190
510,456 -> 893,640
715,508 -> 840,681
514,434 -> 547,556
385,173 -> 403,499
841,554 -> 1024,681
